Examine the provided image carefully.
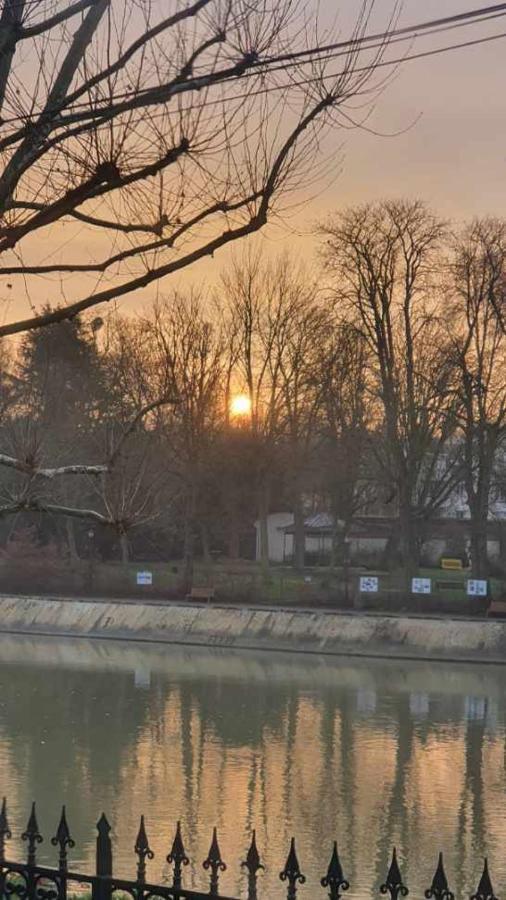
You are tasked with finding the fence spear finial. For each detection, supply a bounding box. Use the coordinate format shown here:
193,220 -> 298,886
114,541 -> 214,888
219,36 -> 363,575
51,806 -> 75,872
280,837 -> 306,900
0,797 -> 11,863
22,802 -> 43,866
471,858 -> 497,900
242,830 -> 264,900
381,848 -> 408,900
321,842 -> 349,900
134,815 -> 154,883
167,821 -> 189,890
203,827 -> 226,896
425,852 -> 454,900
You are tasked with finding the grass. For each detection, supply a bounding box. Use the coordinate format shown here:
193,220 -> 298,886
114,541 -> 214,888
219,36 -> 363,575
86,558 -> 505,611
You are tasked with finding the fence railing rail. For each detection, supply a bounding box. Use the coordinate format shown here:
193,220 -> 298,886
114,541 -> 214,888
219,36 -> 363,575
0,800 -> 500,900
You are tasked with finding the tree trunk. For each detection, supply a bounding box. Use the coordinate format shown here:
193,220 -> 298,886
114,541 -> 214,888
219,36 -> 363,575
65,517 -> 79,563
257,481 -> 270,572
119,531 -> 129,564
466,456 -> 492,578
469,497 -> 489,577
182,483 -> 197,593
398,487 -> 417,589
381,525 -> 400,570
227,526 -> 240,559
201,523 -> 212,564
292,493 -> 305,570
183,518 -> 195,594
470,527 -> 488,578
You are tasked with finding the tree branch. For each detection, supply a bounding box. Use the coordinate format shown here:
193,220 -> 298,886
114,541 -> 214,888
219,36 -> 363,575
0,0 -> 110,211
62,0 -> 214,112
109,395 -> 178,467
0,192 -> 261,274
8,202 -> 169,236
0,453 -> 107,479
0,140 -> 188,251
0,96 -> 333,336
0,498 -> 114,525
20,0 -> 97,39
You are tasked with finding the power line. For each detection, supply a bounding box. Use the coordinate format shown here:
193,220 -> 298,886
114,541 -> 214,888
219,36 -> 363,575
251,1 -> 506,68
227,12 -> 506,86
219,28 -> 506,107
0,3 -> 504,129
106,27 -> 506,123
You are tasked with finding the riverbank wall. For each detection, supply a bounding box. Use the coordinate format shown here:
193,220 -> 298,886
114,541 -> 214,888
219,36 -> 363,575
0,594 -> 504,663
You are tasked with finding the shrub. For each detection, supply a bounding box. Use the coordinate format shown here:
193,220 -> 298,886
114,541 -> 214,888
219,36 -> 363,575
0,527 -> 65,593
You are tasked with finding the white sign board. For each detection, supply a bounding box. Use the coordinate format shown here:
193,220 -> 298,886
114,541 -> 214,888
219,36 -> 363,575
467,579 -> 487,596
359,576 -> 378,593
410,692 -> 429,716
412,577 -> 431,594
136,570 -> 153,586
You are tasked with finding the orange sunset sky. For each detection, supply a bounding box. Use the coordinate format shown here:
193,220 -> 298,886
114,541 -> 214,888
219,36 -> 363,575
2,0 -> 506,327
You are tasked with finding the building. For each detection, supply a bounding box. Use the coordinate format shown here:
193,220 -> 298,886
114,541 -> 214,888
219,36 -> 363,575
254,511 -> 506,566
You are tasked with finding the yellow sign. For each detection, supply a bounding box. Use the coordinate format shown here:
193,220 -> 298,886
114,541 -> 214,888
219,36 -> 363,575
441,558 -> 463,570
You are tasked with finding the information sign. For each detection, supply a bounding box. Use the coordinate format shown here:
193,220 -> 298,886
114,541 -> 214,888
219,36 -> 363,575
136,571 -> 153,586
359,576 -> 378,593
412,577 -> 431,594
467,579 -> 487,596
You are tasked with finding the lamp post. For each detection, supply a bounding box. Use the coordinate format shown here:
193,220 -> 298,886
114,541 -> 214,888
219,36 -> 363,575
343,536 -> 351,605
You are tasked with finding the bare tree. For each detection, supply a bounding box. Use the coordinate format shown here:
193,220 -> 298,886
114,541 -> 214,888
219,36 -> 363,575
0,0 -> 390,336
142,294 -> 225,588
0,0 -> 395,531
0,314 -> 174,553
88,314 -> 177,562
320,200 -> 461,578
451,218 -> 506,576
272,262 -> 331,569
221,250 -> 295,568
318,322 -> 371,567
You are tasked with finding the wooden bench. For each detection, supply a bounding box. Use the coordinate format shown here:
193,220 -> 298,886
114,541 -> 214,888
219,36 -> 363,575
186,586 -> 215,603
487,600 -> 506,618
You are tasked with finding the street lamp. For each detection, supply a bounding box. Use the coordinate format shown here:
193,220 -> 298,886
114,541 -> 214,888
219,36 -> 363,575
343,535 -> 351,605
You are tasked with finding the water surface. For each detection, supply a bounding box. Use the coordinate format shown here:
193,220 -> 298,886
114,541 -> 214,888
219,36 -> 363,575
0,635 -> 504,899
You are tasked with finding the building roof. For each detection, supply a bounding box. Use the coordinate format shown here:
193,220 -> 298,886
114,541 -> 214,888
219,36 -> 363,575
283,513 -> 505,540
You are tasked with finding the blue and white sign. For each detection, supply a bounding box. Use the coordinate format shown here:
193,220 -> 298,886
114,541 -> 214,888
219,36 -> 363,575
136,570 -> 153,586
467,579 -> 487,596
412,577 -> 431,594
359,576 -> 378,593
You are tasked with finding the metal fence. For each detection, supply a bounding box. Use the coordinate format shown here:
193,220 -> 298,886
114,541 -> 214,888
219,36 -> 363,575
0,800 -> 499,900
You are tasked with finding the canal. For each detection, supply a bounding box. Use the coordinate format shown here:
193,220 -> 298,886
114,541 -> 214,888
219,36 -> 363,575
0,634 -> 504,899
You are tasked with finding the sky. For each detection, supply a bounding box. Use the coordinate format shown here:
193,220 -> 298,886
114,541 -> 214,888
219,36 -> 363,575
325,0 -> 506,218
2,0 -> 506,324
181,0 -> 506,290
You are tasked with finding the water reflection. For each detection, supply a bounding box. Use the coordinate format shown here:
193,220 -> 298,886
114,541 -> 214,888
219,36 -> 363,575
0,635 -> 503,899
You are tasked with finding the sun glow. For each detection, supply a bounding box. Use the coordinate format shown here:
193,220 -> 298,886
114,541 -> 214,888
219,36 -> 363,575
230,394 -> 252,418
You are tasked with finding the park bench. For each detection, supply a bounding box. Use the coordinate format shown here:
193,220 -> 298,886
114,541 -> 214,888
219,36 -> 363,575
186,586 -> 215,603
487,600 -> 506,618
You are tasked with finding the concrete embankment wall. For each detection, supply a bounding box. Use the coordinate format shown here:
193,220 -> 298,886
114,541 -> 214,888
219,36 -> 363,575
0,595 -> 504,663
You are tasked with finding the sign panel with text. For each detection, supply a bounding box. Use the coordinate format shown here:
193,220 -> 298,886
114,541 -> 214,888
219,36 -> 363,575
467,579 -> 487,596
359,576 -> 379,593
136,571 -> 153,586
412,577 -> 431,594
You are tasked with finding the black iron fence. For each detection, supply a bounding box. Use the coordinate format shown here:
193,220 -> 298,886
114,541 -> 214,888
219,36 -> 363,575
0,800 -> 499,900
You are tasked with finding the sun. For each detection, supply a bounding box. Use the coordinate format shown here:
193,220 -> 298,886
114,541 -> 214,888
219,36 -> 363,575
230,393 -> 252,418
